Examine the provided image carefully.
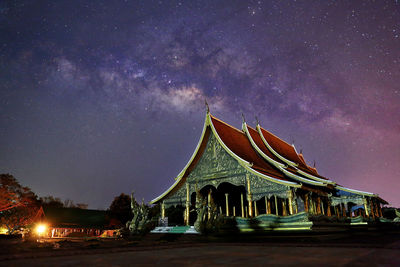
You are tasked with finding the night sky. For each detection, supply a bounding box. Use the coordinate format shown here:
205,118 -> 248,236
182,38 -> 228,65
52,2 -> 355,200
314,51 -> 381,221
1,1 -> 399,209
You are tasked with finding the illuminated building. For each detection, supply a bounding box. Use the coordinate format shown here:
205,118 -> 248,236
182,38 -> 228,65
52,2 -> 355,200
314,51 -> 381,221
150,109 -> 387,231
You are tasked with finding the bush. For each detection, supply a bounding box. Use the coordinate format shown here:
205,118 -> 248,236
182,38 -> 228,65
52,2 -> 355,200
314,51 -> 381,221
308,214 -> 351,223
216,217 -> 239,234
139,218 -> 158,235
199,216 -> 239,235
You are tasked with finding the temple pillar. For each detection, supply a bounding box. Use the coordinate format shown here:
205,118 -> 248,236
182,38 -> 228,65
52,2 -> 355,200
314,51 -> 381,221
274,195 -> 279,216
225,193 -> 229,216
341,203 -> 346,217
282,199 -> 287,216
335,206 -> 340,217
246,175 -> 253,217
185,183 -> 190,225
317,197 -> 321,215
288,190 -> 294,215
312,198 -> 316,214
369,198 -> 375,219
321,200 -> 325,215
363,197 -> 369,217
327,200 -> 331,217
374,202 -> 379,218
241,194 -> 244,217
265,196 -> 269,215
233,206 -> 236,217
161,201 -> 165,219
268,198 -> 272,214
304,194 -> 309,213
254,201 -> 259,216
375,200 -> 380,218
207,189 -> 211,220
245,206 -> 248,218
248,201 -> 253,217
347,203 -> 352,217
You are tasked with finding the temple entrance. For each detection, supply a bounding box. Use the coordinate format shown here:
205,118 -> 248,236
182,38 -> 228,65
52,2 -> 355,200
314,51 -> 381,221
216,183 -> 247,217
188,183 -> 247,224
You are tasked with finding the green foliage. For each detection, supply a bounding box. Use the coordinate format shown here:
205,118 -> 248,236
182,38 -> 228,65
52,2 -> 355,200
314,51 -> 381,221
216,217 -> 239,234
148,203 -> 161,219
139,217 -> 158,235
248,218 -> 263,232
199,215 -> 239,235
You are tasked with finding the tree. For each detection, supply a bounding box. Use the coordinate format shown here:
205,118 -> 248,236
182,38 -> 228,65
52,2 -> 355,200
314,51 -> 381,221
0,174 -> 40,234
40,196 -> 88,209
109,193 -> 136,226
40,195 -> 64,208
75,203 -> 88,209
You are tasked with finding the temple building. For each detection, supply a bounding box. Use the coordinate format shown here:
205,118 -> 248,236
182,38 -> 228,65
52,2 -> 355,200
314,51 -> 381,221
150,109 -> 388,231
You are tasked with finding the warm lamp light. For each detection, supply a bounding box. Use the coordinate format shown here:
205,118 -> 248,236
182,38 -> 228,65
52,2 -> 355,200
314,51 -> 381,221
35,224 -> 47,235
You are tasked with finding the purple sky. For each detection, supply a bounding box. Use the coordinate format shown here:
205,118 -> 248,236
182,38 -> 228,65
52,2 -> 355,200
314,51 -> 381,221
0,0 -> 399,209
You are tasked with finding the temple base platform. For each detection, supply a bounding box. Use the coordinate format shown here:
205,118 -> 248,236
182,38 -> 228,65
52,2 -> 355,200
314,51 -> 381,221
151,213 -> 395,234
151,226 -> 200,234
236,212 -> 313,232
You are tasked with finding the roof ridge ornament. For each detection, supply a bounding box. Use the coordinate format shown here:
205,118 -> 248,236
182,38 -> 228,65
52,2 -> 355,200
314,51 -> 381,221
255,115 -> 260,125
205,99 -> 210,114
241,112 -> 246,123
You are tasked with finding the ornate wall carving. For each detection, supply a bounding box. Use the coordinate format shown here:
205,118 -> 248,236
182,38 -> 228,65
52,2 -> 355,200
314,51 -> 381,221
247,173 -> 289,201
186,133 -> 246,189
164,130 -> 289,207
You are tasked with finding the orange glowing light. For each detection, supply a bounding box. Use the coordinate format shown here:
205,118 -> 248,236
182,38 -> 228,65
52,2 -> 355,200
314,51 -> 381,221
35,224 -> 47,235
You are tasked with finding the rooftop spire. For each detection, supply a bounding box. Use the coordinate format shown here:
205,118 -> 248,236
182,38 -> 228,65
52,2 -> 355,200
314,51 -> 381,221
205,99 -> 210,114
255,115 -> 260,125
241,112 -> 246,124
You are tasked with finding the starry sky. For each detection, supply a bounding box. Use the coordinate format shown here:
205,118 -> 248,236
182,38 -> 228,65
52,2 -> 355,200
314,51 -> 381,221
1,0 -> 399,209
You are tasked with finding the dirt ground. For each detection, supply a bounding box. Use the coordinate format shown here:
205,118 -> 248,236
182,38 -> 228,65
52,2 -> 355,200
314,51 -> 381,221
1,230 -> 400,266
2,244 -> 400,266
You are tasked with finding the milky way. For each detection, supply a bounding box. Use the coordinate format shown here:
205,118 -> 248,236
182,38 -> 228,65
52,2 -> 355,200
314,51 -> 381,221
1,0 -> 399,208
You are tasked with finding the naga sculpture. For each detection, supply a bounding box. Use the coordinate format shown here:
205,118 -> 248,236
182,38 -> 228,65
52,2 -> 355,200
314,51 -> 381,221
126,192 -> 150,234
193,188 -> 220,232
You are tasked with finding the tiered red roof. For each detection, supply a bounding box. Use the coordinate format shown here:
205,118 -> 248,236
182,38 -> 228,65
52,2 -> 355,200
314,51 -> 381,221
258,127 -> 324,177
210,116 -> 292,182
246,125 -> 283,163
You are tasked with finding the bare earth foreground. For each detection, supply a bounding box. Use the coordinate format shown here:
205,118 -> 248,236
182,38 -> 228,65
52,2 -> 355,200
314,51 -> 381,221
1,231 -> 400,266
2,244 -> 400,267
